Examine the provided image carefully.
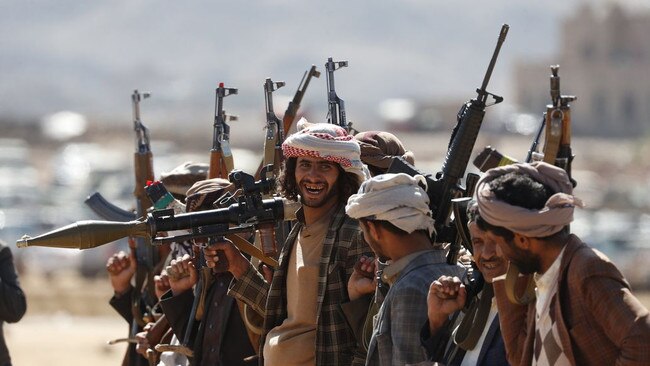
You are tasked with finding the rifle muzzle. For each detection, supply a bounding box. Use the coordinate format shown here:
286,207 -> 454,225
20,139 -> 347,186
17,220 -> 149,250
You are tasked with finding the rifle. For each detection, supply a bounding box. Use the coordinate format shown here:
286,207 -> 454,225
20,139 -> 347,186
209,83 -> 238,179
283,65 -> 321,136
387,24 -> 509,268
325,57 -> 356,133
259,77 -> 286,181
505,65 -> 577,305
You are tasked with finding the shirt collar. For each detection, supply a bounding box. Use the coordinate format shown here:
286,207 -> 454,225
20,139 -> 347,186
381,249 -> 432,286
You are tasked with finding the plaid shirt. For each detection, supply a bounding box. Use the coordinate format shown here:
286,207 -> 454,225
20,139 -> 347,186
365,249 -> 466,365
229,203 -> 371,365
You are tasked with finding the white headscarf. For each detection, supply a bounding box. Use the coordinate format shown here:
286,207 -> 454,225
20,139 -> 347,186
345,173 -> 435,236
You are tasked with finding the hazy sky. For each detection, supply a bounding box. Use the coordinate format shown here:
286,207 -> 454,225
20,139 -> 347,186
1,0 -> 645,138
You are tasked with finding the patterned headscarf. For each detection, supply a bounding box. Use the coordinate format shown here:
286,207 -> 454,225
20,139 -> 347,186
282,118 -> 366,181
346,173 -> 435,236
476,162 -> 584,237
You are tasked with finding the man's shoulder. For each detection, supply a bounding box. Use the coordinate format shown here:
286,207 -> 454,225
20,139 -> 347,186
564,235 -> 627,285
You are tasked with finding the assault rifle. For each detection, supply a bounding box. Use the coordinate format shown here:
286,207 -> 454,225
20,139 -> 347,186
283,65 -> 321,135
387,24 -> 509,272
259,77 -> 286,181
473,65 -> 577,177
473,65 -> 577,305
83,90 -> 160,366
208,83 -> 238,179
256,66 -> 320,180
325,57 -> 356,133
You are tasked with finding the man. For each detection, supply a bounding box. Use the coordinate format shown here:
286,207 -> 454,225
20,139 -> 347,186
422,200 -> 508,365
349,130 -> 417,354
345,173 -> 465,365
159,177 -> 256,365
0,240 -> 27,366
474,161 -> 650,365
107,161 -> 208,366
354,130 -> 415,177
203,120 -> 371,365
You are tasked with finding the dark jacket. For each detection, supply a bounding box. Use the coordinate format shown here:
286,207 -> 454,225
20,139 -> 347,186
422,314 -> 508,366
0,244 -> 27,366
161,272 -> 256,366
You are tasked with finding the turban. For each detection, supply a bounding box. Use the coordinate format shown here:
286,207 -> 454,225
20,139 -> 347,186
354,131 -> 415,173
476,162 -> 584,237
185,178 -> 236,213
346,173 -> 435,236
160,161 -> 209,197
282,118 -> 366,181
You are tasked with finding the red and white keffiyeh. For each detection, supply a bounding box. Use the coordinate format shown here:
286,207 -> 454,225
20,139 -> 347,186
282,118 -> 366,181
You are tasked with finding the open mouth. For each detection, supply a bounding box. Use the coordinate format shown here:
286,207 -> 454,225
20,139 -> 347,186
480,260 -> 503,271
304,182 -> 325,196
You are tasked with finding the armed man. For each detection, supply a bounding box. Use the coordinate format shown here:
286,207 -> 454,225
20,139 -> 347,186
422,200 -> 508,366
345,173 -> 465,365
106,161 -> 208,366
203,119 -> 372,365
158,178 -> 257,365
475,162 -> 650,365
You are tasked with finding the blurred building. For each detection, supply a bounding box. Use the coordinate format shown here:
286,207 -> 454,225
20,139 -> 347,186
515,3 -> 650,138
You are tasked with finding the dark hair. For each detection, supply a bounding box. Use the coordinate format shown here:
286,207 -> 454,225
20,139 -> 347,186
360,218 -> 428,238
476,171 -> 567,241
278,157 -> 362,204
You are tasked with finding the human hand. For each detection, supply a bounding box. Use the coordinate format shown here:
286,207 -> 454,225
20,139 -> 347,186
202,238 -> 249,279
134,322 -> 154,357
348,255 -> 377,301
166,254 -> 198,296
106,246 -> 136,295
154,269 -> 171,300
427,275 -> 466,333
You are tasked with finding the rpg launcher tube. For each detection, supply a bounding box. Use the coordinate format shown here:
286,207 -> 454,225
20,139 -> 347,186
17,197 -> 298,250
16,220 -> 149,249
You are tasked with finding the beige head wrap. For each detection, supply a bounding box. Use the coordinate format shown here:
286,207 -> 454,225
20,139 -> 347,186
476,162 -> 584,237
282,118 -> 366,181
160,161 -> 209,197
354,131 -> 415,173
345,173 -> 435,236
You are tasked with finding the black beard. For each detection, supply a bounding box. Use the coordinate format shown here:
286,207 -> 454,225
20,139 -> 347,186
508,244 -> 541,275
299,182 -> 339,208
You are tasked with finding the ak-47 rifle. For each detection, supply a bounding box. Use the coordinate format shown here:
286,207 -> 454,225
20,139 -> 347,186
283,65 -> 321,136
259,77 -> 286,181
387,24 -> 508,269
255,66 -> 321,180
129,90 -> 160,333
209,83 -> 238,179
471,65 -> 577,305
325,57 -> 356,134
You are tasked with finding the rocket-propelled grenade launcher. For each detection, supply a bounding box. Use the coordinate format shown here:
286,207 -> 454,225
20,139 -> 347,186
17,171 -> 299,261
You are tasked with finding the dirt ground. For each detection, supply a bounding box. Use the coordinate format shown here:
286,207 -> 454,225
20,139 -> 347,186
6,269 -> 650,366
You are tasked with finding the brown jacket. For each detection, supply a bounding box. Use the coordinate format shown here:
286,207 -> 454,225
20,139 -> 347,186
494,234 -> 650,366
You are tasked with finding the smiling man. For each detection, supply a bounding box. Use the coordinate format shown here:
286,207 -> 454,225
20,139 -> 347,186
421,200 -> 508,366
203,119 -> 372,366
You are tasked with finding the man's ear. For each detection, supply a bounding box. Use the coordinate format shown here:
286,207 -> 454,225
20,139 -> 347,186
513,233 -> 530,250
363,220 -> 381,241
